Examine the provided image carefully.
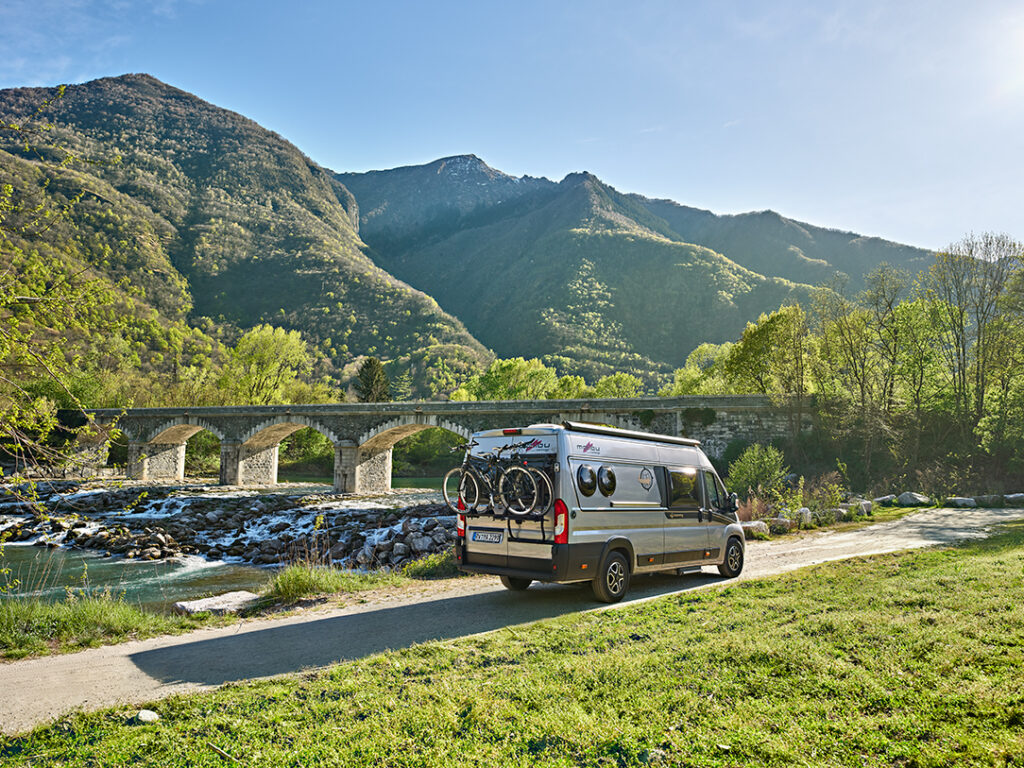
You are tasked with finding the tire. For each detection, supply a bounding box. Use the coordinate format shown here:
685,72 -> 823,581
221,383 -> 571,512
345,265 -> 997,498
500,575 -> 532,591
591,551 -> 630,603
442,467 -> 479,512
718,536 -> 744,578
498,465 -> 538,515
529,469 -> 554,515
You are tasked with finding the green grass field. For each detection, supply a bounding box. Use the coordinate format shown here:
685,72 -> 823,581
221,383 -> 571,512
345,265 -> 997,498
3,522 -> 1022,766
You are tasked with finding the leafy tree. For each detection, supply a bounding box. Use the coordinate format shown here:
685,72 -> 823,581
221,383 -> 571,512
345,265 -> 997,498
726,444 -> 789,501
592,372 -> 644,398
660,343 -> 735,396
355,356 -> 391,402
222,325 -> 312,405
452,357 -> 557,401
548,375 -> 591,399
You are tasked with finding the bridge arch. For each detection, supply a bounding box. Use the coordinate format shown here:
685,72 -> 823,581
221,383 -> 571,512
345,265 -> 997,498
238,415 -> 341,449
358,416 -> 472,453
141,417 -> 227,445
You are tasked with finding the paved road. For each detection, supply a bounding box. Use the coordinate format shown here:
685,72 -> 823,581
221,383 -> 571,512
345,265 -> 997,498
1,506 -> 1021,735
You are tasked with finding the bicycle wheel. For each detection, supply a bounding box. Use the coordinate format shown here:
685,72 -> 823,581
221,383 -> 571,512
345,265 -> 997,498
529,468 -> 554,515
498,465 -> 539,516
442,467 -> 479,512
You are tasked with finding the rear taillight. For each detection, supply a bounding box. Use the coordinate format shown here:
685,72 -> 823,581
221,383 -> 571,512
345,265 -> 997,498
554,499 -> 568,544
456,514 -> 465,538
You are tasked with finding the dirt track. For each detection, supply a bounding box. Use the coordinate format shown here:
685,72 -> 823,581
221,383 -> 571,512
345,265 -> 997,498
1,506 -> 1021,735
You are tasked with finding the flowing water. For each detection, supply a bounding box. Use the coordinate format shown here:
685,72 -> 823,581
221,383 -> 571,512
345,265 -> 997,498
0,544 -> 268,612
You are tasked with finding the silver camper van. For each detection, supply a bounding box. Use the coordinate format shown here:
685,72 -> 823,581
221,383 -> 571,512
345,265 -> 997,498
452,421 -> 744,602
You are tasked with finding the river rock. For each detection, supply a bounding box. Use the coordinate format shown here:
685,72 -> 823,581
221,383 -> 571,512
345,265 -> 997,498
898,492 -> 930,506
1005,493 -> 1024,507
768,517 -> 793,534
741,520 -> 769,539
173,591 -> 259,616
796,507 -> 813,526
410,535 -> 433,553
139,546 -> 162,560
945,496 -> 976,508
392,541 -> 410,557
873,494 -> 897,506
136,709 -> 160,724
973,495 -> 1003,507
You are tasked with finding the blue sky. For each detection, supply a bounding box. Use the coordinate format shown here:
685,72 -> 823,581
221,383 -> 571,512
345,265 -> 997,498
2,0 -> 1022,250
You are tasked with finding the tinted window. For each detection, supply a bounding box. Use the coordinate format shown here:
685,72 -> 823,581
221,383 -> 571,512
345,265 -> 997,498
577,464 -> 597,496
597,466 -> 616,496
668,469 -> 701,510
702,471 -> 722,508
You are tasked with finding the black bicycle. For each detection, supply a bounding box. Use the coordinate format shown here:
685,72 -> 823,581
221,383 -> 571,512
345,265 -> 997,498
442,441 -> 538,515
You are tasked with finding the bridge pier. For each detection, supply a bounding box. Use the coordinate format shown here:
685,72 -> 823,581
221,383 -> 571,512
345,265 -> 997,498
334,444 -> 393,494
220,442 -> 279,486
127,442 -> 185,482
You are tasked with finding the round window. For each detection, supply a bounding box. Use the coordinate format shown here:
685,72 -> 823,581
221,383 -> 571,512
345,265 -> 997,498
598,465 -> 616,496
577,464 -> 597,496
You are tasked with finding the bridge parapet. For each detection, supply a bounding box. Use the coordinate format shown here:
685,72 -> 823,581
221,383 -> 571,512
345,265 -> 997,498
77,396 -> 807,492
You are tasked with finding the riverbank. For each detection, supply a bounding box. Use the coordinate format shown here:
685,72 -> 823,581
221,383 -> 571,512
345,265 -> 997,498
0,480 -> 456,571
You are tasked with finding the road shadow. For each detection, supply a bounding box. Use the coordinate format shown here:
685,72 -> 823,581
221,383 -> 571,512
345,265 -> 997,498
129,571 -> 724,686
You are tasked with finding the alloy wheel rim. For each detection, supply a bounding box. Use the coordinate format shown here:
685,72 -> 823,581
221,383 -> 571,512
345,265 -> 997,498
607,561 -> 625,594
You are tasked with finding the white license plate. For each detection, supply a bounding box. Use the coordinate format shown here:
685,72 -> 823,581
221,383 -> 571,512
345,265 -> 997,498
472,531 -> 503,543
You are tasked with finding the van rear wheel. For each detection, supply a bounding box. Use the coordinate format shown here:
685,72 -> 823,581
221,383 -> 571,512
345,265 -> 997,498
718,537 -> 744,578
500,575 -> 532,591
591,551 -> 630,603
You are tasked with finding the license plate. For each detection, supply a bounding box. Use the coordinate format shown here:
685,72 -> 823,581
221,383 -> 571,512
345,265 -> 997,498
472,531 -> 503,543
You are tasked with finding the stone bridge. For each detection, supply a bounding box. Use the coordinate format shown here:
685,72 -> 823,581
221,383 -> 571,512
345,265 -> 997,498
77,396 -> 807,493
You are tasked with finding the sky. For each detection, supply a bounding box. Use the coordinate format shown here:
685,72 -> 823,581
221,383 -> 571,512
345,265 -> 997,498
1,0 -> 1022,251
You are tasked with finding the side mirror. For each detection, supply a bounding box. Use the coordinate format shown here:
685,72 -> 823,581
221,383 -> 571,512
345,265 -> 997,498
729,492 -> 739,512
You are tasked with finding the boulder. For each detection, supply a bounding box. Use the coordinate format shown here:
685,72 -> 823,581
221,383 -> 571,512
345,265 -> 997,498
173,591 -> 259,615
973,495 -> 1003,507
897,492 -> 930,506
873,494 -> 897,507
139,546 -> 162,560
856,500 -> 872,515
741,520 -> 769,539
945,496 -> 976,508
392,542 -> 410,557
1005,493 -> 1024,507
830,508 -> 851,522
410,535 -> 433,554
796,507 -> 813,526
136,709 -> 160,724
768,517 -> 793,534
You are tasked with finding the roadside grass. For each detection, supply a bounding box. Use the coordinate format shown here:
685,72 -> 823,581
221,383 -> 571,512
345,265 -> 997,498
0,590 -> 224,660
5,524 -> 1023,766
260,563 -> 406,604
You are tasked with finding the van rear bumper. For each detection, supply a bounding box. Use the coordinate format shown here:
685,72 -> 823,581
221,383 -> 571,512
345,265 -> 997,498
455,540 -> 605,582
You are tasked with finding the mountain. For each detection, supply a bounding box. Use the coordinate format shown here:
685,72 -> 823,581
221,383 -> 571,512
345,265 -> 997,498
339,156 -> 931,381
0,74 -> 490,395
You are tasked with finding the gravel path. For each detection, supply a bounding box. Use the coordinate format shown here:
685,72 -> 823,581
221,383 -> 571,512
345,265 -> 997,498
1,506 -> 1021,735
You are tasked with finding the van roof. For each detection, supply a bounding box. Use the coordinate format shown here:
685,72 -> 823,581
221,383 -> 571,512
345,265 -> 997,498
472,421 -> 701,448
563,421 -> 701,447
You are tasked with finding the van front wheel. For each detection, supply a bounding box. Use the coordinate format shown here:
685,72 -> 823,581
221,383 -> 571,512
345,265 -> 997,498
591,551 -> 630,603
718,537 -> 744,578
500,575 -> 532,591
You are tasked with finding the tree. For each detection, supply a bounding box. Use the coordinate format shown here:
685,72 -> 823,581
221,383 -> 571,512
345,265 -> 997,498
726,443 -> 788,501
548,375 -> 591,400
452,357 -> 557,401
355,356 -> 391,402
223,325 -> 312,405
592,372 -> 644,398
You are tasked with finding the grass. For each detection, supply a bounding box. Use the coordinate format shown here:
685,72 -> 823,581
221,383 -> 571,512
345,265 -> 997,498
260,562 -> 406,603
400,548 -> 462,579
4,523 -> 1024,765
0,590 -> 224,660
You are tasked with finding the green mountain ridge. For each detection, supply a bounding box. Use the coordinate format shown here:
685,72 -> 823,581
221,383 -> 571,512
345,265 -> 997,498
2,73 -> 934,398
0,74 -> 490,397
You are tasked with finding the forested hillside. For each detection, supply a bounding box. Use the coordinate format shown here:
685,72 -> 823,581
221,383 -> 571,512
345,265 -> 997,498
339,156 -> 931,384
0,75 -> 490,403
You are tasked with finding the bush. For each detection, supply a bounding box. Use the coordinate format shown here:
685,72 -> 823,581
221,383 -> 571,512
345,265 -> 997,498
727,444 -> 788,501
402,549 -> 462,579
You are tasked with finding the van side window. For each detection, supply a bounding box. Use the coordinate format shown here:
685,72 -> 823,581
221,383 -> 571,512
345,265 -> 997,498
668,469 -> 701,510
702,470 -> 722,508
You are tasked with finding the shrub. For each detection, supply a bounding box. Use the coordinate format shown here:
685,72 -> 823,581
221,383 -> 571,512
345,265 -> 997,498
402,549 -> 462,579
727,444 -> 788,501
